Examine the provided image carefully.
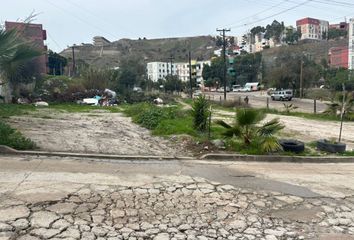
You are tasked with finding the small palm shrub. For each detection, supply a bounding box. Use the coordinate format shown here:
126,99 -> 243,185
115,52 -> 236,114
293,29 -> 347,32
216,108 -> 284,153
191,95 -> 210,132
283,103 -> 298,114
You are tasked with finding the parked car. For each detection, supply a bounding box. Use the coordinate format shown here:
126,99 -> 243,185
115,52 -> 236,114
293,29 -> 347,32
240,87 -> 251,92
271,90 -> 293,101
232,85 -> 242,92
217,87 -> 230,92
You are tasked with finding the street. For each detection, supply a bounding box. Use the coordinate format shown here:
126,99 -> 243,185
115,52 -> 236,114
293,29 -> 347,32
0,155 -> 353,240
203,92 -> 327,114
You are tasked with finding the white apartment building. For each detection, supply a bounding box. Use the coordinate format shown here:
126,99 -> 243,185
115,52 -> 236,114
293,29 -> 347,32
147,61 -> 211,85
348,18 -> 354,70
147,62 -> 178,82
296,17 -> 329,40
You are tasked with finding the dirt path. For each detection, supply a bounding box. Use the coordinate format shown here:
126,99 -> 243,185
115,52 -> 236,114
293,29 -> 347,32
7,109 -> 189,156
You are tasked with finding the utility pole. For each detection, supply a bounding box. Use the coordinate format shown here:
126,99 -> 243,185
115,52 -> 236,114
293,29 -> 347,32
71,45 -> 76,77
167,55 -> 174,76
188,51 -> 193,98
217,28 -> 231,101
299,59 -> 303,99
167,55 -> 175,92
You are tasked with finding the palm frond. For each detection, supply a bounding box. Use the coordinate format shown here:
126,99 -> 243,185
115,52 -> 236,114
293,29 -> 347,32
260,136 -> 282,153
236,108 -> 265,126
216,120 -> 232,129
258,118 -> 284,137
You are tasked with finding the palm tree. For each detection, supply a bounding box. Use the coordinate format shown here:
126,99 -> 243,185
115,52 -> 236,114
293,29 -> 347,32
324,93 -> 354,120
0,28 -> 42,89
216,108 -> 284,153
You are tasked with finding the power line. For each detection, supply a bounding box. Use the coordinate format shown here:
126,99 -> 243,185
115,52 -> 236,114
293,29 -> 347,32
47,32 -> 62,51
228,0 -> 312,29
45,0 -> 119,40
313,0 -> 354,7
63,0 -> 133,38
224,0 -> 290,28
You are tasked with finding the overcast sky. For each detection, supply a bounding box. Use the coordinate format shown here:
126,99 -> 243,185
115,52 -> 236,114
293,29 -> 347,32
1,0 -> 354,52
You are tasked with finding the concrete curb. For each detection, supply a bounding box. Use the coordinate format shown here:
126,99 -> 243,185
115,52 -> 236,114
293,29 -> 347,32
200,153 -> 354,163
0,145 -> 193,161
1,145 -> 353,163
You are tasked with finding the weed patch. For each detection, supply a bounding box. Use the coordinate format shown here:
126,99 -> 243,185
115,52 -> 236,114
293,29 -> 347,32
0,121 -> 37,150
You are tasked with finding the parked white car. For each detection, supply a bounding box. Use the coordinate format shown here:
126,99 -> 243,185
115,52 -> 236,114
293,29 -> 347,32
271,90 -> 293,101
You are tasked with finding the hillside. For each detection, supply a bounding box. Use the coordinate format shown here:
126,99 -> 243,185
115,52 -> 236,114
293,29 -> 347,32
262,38 -> 348,69
60,36 -> 218,68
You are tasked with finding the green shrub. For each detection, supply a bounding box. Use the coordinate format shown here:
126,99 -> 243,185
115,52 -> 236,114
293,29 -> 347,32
0,121 -> 36,150
125,103 -> 178,130
191,95 -> 210,132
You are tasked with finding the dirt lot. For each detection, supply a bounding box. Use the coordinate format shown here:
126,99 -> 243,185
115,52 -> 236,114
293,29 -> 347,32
213,110 -> 354,151
6,107 -> 354,156
7,109 -> 189,156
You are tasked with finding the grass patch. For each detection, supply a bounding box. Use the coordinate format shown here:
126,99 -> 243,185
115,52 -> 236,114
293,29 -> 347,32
0,104 -> 35,118
153,117 -> 196,136
0,121 -> 37,150
124,103 -> 197,136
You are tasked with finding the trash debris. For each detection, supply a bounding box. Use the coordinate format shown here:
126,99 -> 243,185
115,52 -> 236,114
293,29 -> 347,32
153,98 -> 163,105
34,101 -> 49,107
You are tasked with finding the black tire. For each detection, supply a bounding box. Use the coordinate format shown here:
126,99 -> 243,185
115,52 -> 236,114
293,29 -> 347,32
279,139 -> 305,153
271,97 -> 275,101
317,139 -> 346,153
288,98 -> 292,101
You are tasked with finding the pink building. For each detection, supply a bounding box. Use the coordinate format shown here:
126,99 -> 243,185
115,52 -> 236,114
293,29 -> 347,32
328,46 -> 348,69
5,21 -> 48,74
296,17 -> 329,40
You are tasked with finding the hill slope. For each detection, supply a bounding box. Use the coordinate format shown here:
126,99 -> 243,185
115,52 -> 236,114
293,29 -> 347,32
60,36 -> 218,68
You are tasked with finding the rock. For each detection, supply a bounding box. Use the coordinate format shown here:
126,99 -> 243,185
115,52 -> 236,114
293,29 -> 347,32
17,235 -> 40,240
265,236 -> 278,240
0,206 -> 30,222
30,211 -> 59,228
178,224 -> 191,231
57,227 -> 81,238
264,229 -> 285,237
125,209 -> 138,217
154,233 -> 170,240
111,209 -> 125,218
82,232 -> 96,240
229,220 -> 247,231
92,226 -> 109,237
52,219 -> 71,230
12,218 -> 29,230
47,202 -> 77,214
141,222 -> 153,230
0,223 -> 12,232
31,228 -> 61,238
244,227 -> 261,235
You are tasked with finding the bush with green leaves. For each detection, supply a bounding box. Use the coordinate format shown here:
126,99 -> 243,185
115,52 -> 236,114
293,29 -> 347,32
125,103 -> 178,130
191,95 -> 210,132
217,108 -> 284,153
0,121 -> 36,150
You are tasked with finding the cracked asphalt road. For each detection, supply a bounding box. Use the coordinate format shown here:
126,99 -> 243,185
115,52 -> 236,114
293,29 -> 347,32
0,155 -> 354,240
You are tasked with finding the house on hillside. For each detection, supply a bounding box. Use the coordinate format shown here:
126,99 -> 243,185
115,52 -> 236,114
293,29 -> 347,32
296,17 -> 329,40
